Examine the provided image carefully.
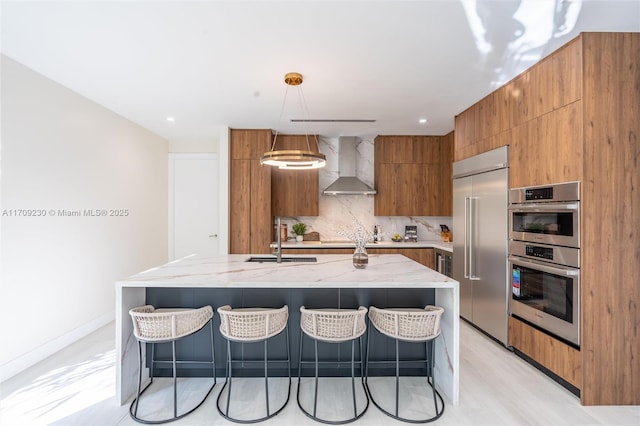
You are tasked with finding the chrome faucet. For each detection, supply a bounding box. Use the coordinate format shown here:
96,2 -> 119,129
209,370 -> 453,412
273,216 -> 282,263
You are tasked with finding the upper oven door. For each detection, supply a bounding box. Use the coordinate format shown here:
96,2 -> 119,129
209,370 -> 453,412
508,202 -> 579,248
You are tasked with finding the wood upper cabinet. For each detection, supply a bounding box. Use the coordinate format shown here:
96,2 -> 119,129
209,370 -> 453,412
230,129 -> 272,160
454,37 -> 582,164
229,129 -> 272,254
510,102 -> 583,187
270,134 -> 319,216
476,90 -> 510,141
454,105 -> 477,162
374,134 -> 453,216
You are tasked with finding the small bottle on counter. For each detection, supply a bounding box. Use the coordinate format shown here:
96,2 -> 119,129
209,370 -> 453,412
373,225 -> 381,242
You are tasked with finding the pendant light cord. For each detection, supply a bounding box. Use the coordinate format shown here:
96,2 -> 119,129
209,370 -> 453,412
269,84 -> 291,151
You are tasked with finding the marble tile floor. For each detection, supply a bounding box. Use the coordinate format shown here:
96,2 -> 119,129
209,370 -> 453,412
1,320 -> 638,426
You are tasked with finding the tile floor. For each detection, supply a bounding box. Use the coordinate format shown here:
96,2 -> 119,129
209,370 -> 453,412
1,320 -> 638,425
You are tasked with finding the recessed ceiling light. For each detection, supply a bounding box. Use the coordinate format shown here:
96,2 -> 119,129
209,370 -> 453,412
166,116 -> 175,123
419,118 -> 427,124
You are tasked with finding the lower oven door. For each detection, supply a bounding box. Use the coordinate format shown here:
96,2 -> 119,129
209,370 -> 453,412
508,255 -> 580,346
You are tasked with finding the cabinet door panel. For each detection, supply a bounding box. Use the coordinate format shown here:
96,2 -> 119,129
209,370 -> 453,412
552,38 -> 582,109
250,161 -> 272,253
375,134 -> 453,216
510,102 -> 582,187
230,160 -> 251,253
230,129 -> 272,160
271,134 -> 319,216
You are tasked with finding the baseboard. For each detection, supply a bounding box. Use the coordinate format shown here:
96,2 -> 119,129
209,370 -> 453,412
0,310 -> 114,383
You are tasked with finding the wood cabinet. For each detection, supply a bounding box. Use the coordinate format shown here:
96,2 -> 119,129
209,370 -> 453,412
454,36 -> 582,168
374,134 -> 453,216
229,129 -> 272,254
508,316 -> 581,389
509,101 -> 583,187
456,33 -> 640,406
579,32 -> 640,406
270,134 -> 319,216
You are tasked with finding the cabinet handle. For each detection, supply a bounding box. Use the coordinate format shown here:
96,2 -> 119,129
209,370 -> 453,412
469,197 -> 480,280
464,197 -> 470,279
209,234 -> 218,238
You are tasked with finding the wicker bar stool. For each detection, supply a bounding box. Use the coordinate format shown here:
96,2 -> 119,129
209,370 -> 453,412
297,306 -> 369,424
365,305 -> 445,423
216,305 -> 291,423
128,305 -> 216,424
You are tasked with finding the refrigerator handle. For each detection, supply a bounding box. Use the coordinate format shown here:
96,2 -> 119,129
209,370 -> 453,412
464,197 -> 470,278
469,197 -> 480,280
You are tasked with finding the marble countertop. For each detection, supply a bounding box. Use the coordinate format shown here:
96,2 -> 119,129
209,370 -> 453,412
275,240 -> 453,252
115,253 -> 460,406
117,253 -> 457,289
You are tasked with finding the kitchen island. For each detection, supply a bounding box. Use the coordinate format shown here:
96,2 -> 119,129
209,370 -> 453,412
115,254 -> 459,406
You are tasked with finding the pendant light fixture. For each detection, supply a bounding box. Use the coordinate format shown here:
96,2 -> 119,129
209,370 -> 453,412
260,72 -> 326,170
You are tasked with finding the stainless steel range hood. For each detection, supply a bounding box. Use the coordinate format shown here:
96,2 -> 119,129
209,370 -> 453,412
323,137 -> 376,195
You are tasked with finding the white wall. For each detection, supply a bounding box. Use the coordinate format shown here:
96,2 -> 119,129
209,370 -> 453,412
169,133 -> 219,153
0,55 -> 169,381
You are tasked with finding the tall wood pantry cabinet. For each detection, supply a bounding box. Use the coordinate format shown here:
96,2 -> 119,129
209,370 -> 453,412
229,129 -> 272,254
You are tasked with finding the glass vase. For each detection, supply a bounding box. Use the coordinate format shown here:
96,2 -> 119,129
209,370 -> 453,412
352,246 -> 368,269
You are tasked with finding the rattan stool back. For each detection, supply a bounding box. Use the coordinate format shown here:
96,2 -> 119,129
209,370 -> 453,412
299,306 -> 367,342
128,305 -> 215,424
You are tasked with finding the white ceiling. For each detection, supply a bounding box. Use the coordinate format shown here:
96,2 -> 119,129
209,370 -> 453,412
2,1 -> 639,145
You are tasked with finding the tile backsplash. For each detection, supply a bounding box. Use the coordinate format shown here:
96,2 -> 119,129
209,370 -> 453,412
278,136 -> 452,242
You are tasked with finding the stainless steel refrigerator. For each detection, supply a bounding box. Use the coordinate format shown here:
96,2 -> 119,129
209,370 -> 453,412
453,146 -> 509,346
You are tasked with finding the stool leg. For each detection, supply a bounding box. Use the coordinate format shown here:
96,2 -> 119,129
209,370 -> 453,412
351,339 -> 357,418
297,329 -> 303,385
264,339 -> 270,416
134,341 -> 143,417
364,326 -> 371,384
209,319 -> 216,384
313,339 -> 319,418
172,340 -> 177,419
359,335 -> 365,383
428,340 -> 438,415
286,324 -> 291,381
150,343 -> 155,383
225,339 -> 232,417
395,338 -> 400,417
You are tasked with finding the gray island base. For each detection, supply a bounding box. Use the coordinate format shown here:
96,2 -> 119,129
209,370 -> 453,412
115,254 -> 459,406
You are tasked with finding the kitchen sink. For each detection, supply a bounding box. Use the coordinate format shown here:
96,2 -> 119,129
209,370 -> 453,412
245,256 -> 317,263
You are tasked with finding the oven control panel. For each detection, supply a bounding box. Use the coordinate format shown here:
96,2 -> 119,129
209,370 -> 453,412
509,240 -> 580,269
525,244 -> 554,260
525,187 -> 553,201
509,181 -> 580,204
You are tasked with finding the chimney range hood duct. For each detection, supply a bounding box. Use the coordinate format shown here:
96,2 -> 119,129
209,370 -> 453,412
323,137 -> 376,195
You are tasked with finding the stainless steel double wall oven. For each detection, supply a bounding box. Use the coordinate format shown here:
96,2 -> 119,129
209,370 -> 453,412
508,181 -> 581,347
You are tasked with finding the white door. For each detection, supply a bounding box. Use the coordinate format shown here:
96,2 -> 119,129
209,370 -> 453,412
169,154 -> 219,260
